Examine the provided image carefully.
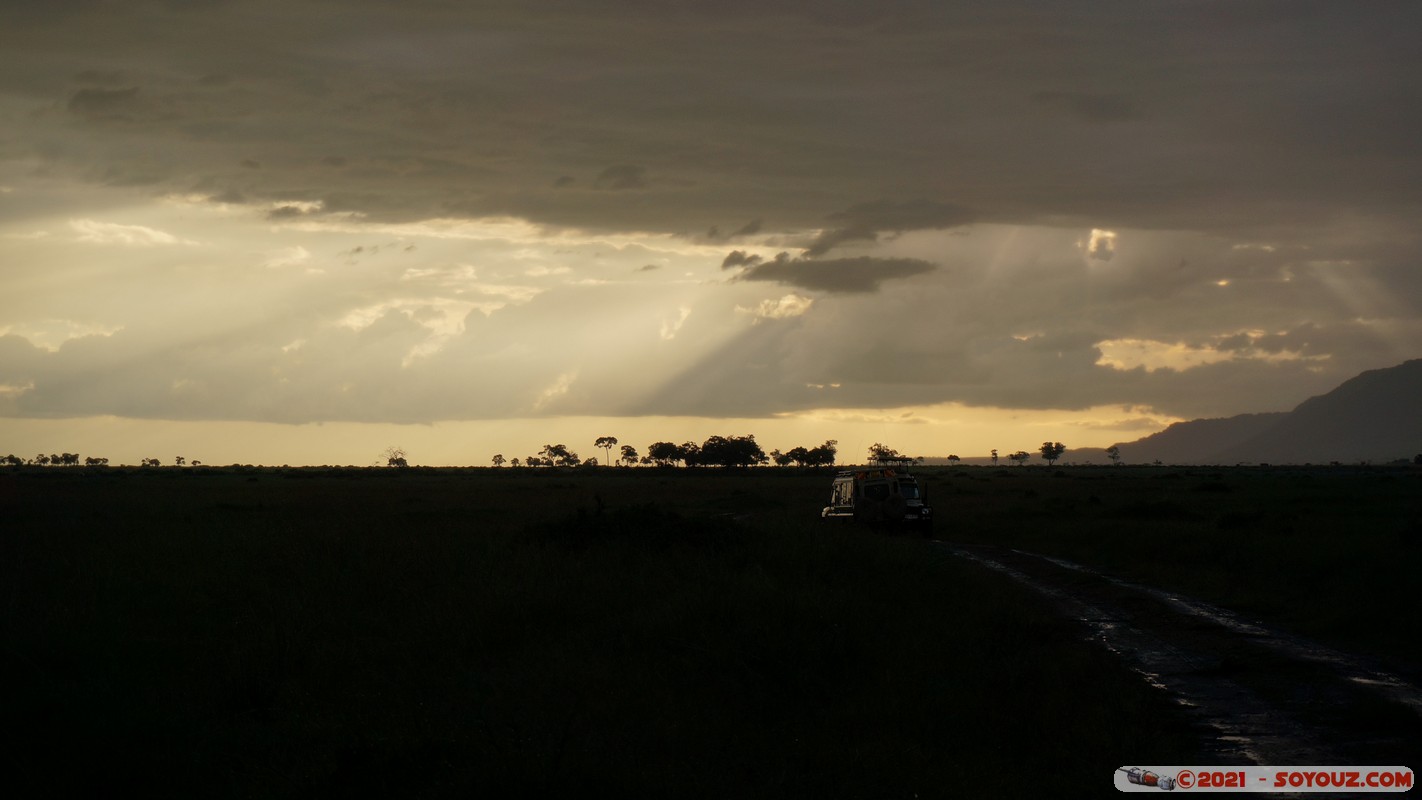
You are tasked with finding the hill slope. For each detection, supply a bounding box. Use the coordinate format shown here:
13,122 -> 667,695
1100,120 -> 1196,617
1110,359 -> 1422,465
1211,359 -> 1422,464
1113,413 -> 1287,465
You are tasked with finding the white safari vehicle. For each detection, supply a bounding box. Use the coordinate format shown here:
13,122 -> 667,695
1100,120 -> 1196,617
821,468 -> 933,530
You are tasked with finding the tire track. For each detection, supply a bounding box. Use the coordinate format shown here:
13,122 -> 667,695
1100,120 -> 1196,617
939,542 -> 1422,766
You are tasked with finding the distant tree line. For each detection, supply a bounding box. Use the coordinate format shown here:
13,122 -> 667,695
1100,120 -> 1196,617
485,438 -> 1074,469
505,434 -> 795,469
4,453 -> 91,467
5,438 -> 1089,471
481,436 -> 845,470
2,453 -> 199,468
769,441 -> 839,467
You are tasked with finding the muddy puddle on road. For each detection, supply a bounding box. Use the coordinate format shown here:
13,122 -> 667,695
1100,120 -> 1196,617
940,543 -> 1421,767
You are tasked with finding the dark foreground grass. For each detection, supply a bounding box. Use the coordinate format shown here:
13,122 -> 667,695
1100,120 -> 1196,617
935,464 -> 1422,669
3,467 -> 1203,797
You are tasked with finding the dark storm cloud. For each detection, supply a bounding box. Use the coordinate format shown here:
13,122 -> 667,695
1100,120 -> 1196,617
824,200 -> 975,235
804,200 -> 975,256
734,253 -> 936,294
593,165 -> 647,191
1032,91 -> 1139,123
704,219 -> 762,243
5,0 -> 1418,235
731,219 -> 761,237
67,87 -> 141,119
74,70 -> 126,85
721,250 -> 760,269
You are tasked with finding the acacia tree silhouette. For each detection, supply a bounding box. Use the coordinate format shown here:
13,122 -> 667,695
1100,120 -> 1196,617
868,443 -> 912,466
646,441 -> 680,466
381,446 -> 408,467
698,434 -> 767,468
1039,442 -> 1066,465
540,444 -> 580,467
594,436 -> 618,466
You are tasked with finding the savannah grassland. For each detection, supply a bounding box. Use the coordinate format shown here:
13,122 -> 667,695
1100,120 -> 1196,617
3,464 -> 1418,797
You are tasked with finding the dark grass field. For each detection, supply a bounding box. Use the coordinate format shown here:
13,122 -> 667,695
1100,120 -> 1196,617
933,464 -> 1422,668
3,464 -> 1416,797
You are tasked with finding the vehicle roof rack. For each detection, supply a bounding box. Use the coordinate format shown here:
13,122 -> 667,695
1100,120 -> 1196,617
836,467 -> 911,479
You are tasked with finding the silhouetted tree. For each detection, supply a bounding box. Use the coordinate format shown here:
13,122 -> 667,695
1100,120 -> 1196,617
647,441 -> 681,466
594,436 -> 618,466
2,454 -> 23,467
84,456 -> 109,466
511,457 -> 522,467
868,443 -> 896,464
678,441 -> 703,467
492,453 -> 506,467
698,434 -> 767,468
1008,450 -> 1030,466
770,449 -> 792,467
381,446 -> 408,467
175,456 -> 185,466
868,443 -> 912,466
1039,441 -> 1066,465
1106,445 -> 1121,466
948,454 -> 960,464
540,443 -> 580,467
620,444 -> 639,466
807,440 -> 838,466
141,457 -> 161,467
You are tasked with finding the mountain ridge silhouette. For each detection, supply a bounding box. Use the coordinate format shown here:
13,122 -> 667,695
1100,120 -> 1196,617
1108,358 -> 1422,465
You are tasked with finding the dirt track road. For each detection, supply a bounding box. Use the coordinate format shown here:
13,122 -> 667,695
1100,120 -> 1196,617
940,543 -> 1422,767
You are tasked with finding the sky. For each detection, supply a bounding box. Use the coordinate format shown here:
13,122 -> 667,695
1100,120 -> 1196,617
3,0 -> 1421,466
